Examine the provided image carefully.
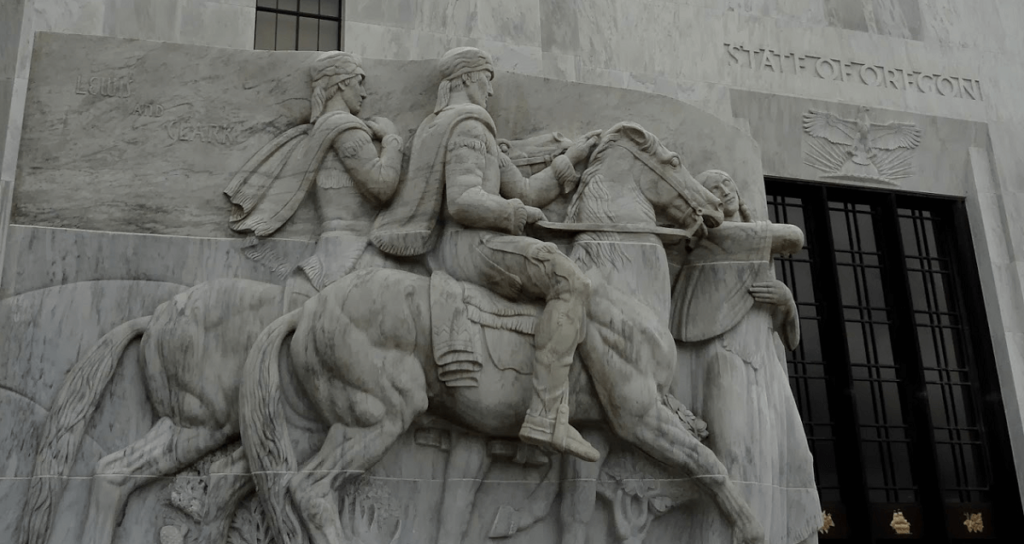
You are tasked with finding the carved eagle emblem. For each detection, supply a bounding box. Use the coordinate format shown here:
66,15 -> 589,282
803,107 -> 922,184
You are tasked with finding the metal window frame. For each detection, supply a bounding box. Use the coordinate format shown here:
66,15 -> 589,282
765,178 -> 1023,543
254,0 -> 345,51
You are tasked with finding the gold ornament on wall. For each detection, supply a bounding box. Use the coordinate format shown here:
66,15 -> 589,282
963,512 -> 984,534
819,510 -> 835,534
890,510 -> 912,535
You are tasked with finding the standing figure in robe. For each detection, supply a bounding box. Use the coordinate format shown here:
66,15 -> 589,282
669,169 -> 822,544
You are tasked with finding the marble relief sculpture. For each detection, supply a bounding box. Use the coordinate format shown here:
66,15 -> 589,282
671,170 -> 821,544
19,51 -> 413,544
13,43 -> 821,544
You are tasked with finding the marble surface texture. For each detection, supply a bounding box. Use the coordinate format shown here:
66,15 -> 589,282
13,32 -> 766,239
0,33 -> 830,544
1,0 -> 1024,531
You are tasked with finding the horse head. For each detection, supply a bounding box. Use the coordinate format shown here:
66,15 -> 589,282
568,122 -> 724,235
498,132 -> 574,177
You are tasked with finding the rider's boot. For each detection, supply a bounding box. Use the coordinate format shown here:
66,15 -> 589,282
518,352 -> 600,462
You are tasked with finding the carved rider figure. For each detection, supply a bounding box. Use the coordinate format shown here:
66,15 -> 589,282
371,47 -> 601,461
225,51 -> 408,310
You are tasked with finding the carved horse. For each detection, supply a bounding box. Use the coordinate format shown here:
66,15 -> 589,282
239,123 -> 765,544
16,133 -> 581,544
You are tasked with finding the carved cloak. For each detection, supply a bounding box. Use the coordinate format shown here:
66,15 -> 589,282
671,219 -> 821,544
370,103 -> 496,256
669,221 -> 773,343
224,111 -> 371,237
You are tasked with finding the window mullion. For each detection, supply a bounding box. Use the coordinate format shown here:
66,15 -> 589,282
877,192 -> 950,543
805,183 -> 874,542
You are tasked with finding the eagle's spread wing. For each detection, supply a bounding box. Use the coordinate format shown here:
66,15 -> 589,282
869,122 -> 922,150
803,110 -> 858,146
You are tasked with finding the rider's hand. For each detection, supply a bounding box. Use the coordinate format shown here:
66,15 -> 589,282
524,206 -> 548,224
564,131 -> 601,164
365,116 -> 398,139
748,281 -> 793,306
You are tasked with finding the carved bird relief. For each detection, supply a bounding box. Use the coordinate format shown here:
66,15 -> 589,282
803,107 -> 922,184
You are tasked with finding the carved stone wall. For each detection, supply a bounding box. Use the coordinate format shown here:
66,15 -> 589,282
1,33 -> 786,544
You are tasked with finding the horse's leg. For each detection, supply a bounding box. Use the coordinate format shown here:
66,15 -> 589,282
82,417 -> 232,544
288,419 -> 405,544
196,446 -> 252,544
617,401 -> 763,544
560,430 -> 610,544
437,432 -> 491,544
580,298 -> 763,544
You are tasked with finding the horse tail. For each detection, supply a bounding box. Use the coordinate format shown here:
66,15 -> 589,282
240,308 -> 305,544
20,315 -> 150,544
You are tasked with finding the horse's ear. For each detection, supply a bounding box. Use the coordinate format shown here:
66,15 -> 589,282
616,122 -> 650,146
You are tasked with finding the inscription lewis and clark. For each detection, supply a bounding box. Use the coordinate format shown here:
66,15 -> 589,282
724,43 -> 983,101
75,74 -> 133,98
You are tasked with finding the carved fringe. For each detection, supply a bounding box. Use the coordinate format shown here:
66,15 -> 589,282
239,310 -> 306,544
21,316 -> 150,544
242,236 -> 293,281
466,306 -> 536,336
298,256 -> 326,291
448,137 -> 487,153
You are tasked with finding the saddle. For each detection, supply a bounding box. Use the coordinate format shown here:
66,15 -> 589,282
430,271 -> 540,388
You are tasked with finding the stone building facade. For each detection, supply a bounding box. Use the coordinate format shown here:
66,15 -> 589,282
2,1 -> 1023,543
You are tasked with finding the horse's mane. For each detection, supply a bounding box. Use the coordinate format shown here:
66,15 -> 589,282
567,122 -> 662,224
567,122 -> 663,271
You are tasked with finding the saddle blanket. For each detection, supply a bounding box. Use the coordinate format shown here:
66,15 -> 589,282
430,271 -> 540,387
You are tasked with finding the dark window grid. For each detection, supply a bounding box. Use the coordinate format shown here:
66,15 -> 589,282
913,309 -> 959,318
780,257 -> 814,266
788,367 -> 828,380
849,363 -> 899,370
933,425 -> 982,438
257,1 -> 341,20
906,256 -> 952,267
859,423 -> 910,431
903,209 -> 994,504
829,202 -> 877,213
836,260 -> 883,271
255,1 -> 342,51
787,359 -> 828,368
835,248 -> 883,256
923,375 -> 972,386
914,318 -> 960,329
842,308 -> 890,318
924,379 -> 974,388
838,202 -> 918,503
776,253 -> 815,299
860,437 -> 911,444
849,375 -> 905,384
770,197 -> 846,504
842,316 -> 892,326
934,439 -> 984,447
866,484 -> 918,492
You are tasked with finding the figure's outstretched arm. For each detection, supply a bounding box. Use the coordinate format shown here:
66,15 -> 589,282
335,125 -> 404,206
500,132 -> 599,208
768,222 -> 805,256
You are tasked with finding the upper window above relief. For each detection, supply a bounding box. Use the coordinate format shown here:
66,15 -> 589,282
255,0 -> 343,51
